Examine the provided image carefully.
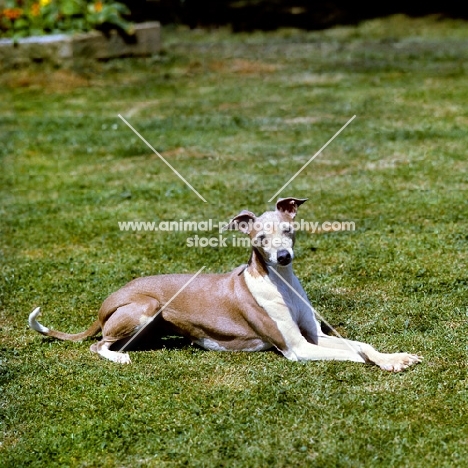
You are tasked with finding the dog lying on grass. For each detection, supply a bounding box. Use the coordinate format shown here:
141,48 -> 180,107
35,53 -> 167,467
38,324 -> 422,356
29,197 -> 422,371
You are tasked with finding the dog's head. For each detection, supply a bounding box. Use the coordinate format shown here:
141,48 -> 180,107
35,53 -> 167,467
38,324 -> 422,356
224,197 -> 307,267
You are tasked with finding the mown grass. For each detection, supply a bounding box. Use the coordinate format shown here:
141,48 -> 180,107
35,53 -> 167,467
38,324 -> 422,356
1,14 -> 467,467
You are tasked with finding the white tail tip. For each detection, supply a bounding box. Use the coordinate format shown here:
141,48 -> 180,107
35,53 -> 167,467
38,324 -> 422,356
29,307 -> 50,334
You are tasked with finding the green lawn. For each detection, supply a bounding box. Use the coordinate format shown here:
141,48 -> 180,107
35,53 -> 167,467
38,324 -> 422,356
1,14 -> 467,467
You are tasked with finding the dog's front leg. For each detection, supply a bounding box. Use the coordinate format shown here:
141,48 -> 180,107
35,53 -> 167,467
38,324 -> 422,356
285,337 -> 367,363
316,335 -> 422,372
285,278 -> 422,372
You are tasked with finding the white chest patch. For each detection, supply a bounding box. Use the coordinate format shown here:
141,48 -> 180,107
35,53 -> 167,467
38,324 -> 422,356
243,267 -> 318,360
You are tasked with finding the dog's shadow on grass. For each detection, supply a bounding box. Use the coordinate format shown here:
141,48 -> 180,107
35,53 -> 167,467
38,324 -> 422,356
109,317 -> 193,352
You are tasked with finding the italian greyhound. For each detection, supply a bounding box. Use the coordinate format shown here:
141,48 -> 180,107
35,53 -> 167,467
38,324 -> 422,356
29,197 -> 422,371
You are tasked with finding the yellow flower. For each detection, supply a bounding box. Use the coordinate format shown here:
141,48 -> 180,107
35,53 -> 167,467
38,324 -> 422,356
39,0 -> 51,6
95,1 -> 103,12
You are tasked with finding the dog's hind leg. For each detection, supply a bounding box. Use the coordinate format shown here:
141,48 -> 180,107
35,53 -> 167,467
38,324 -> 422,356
91,340 -> 132,364
91,296 -> 160,364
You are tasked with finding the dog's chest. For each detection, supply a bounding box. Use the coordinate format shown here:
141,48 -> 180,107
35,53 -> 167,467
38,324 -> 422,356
243,269 -> 302,323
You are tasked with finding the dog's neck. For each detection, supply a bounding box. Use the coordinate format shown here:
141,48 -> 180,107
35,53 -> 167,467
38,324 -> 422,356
246,248 -> 294,281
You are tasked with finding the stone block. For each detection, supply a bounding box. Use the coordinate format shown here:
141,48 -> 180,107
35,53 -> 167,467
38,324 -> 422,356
0,22 -> 161,68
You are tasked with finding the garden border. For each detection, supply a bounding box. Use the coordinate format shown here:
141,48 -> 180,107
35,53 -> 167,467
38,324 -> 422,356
0,21 -> 160,67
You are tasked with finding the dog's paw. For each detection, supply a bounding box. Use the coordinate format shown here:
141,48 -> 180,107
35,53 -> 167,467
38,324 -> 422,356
378,352 -> 422,372
115,352 -> 132,365
104,351 -> 132,364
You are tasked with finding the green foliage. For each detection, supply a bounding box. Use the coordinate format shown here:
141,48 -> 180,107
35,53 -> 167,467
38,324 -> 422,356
0,0 -> 133,39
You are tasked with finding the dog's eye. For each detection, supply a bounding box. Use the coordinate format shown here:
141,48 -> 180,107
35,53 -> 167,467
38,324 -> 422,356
254,234 -> 266,246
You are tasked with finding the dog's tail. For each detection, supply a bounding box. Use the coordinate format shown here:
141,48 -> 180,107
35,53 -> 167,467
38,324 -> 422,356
28,307 -> 101,342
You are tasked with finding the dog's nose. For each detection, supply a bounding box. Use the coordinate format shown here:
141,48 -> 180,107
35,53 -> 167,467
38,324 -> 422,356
277,249 -> 292,266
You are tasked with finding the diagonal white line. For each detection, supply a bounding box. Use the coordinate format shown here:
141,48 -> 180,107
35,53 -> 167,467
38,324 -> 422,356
268,115 -> 356,202
118,114 -> 207,203
118,266 -> 206,352
268,267 -> 358,354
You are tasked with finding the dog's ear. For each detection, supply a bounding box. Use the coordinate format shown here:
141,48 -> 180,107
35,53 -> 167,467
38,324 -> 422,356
223,210 -> 256,234
276,197 -> 308,218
